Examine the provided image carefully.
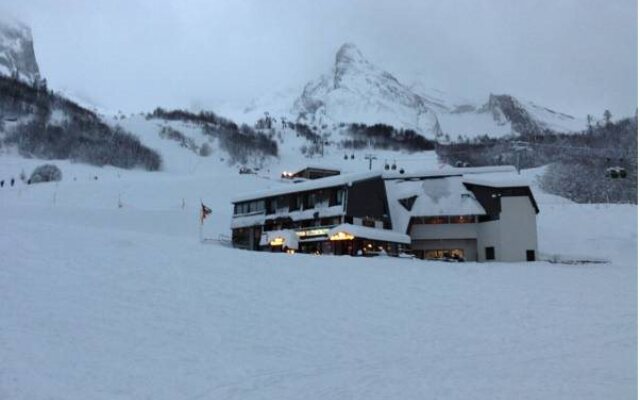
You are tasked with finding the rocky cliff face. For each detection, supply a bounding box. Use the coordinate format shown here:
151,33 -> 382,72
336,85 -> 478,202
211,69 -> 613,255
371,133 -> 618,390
0,18 -> 41,84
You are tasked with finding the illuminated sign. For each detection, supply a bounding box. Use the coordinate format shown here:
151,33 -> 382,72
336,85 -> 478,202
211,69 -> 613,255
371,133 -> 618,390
296,228 -> 329,238
329,231 -> 355,241
269,237 -> 285,246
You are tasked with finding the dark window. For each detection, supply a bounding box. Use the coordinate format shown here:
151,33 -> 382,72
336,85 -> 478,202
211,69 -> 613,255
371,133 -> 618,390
337,189 -> 345,205
328,188 -> 346,207
425,216 -> 447,224
289,195 -> 300,211
398,195 -> 417,211
526,250 -> 536,261
266,199 -> 276,214
320,217 -> 340,226
276,196 -> 288,210
362,218 -> 375,228
232,228 -> 251,248
303,193 -> 315,210
235,202 -> 251,215
328,189 -> 337,206
244,200 -> 265,213
485,246 -> 495,260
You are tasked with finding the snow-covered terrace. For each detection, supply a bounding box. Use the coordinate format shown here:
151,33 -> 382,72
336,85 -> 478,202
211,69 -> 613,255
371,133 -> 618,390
328,223 -> 411,245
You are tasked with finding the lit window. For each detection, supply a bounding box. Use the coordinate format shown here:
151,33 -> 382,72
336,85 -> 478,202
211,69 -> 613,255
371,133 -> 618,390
451,215 -> 475,224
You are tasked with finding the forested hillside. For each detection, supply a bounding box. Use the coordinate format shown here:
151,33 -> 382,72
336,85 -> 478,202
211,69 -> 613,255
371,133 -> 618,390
437,114 -> 638,203
0,76 -> 162,170
148,108 -> 278,165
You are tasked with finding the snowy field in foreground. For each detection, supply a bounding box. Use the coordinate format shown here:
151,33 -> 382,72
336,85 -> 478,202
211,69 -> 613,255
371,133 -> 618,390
0,158 -> 637,399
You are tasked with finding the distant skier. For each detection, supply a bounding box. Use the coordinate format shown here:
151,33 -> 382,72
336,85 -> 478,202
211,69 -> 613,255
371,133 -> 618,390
10,178 -> 14,187
0,180 -> 4,188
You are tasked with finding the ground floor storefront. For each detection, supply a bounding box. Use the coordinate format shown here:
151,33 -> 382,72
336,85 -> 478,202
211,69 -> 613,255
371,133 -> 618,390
273,238 -> 405,257
234,223 -> 411,257
411,238 -> 478,261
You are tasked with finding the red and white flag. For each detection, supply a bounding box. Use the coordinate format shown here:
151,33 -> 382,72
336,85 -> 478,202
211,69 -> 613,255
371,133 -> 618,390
200,202 -> 212,224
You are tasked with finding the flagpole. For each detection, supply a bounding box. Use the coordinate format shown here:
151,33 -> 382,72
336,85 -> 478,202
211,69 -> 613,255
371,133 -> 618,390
199,200 -> 212,244
199,199 -> 203,243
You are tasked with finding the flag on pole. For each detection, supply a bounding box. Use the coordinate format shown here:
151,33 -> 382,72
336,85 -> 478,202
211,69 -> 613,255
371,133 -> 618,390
200,202 -> 212,224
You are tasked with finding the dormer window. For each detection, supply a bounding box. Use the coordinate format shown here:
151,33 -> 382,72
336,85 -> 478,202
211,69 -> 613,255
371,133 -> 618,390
398,195 -> 417,211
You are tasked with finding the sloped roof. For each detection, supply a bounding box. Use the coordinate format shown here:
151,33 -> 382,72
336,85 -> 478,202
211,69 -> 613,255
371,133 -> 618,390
385,175 -> 486,234
232,171 -> 380,203
382,165 -> 516,180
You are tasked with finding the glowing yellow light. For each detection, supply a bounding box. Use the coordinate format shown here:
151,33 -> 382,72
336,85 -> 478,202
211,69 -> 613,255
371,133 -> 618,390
286,249 -> 296,254
329,231 -> 355,241
297,228 -> 329,237
270,237 -> 285,246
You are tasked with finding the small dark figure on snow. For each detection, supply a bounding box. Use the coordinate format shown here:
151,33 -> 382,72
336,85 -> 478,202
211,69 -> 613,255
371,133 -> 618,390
10,178 -> 14,187
0,180 -> 4,188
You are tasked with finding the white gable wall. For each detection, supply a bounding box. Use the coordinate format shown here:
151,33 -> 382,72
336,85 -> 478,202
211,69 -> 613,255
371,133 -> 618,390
477,196 -> 538,262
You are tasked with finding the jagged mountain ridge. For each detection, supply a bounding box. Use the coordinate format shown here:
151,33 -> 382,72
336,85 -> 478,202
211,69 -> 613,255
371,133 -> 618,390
0,17 -> 41,84
289,43 -> 585,140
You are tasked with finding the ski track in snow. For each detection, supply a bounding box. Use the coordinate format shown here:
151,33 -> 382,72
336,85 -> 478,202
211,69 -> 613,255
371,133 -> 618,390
0,154 -> 636,400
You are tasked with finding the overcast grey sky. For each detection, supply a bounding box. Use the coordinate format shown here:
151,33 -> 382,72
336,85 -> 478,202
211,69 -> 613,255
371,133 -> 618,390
3,0 -> 637,118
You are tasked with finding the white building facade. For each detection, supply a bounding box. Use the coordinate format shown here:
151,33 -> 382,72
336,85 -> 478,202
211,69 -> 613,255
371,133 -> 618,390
231,166 -> 539,262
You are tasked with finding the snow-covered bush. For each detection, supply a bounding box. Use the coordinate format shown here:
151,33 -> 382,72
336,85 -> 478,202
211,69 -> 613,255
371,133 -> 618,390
199,142 -> 212,157
29,164 -> 62,184
159,126 -> 198,153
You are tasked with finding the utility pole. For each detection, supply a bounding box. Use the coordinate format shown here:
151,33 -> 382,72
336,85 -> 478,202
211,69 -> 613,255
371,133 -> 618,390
364,154 -> 377,170
512,141 -> 529,175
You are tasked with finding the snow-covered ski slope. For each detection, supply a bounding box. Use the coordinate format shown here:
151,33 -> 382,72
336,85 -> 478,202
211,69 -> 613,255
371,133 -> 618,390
0,150 -> 636,399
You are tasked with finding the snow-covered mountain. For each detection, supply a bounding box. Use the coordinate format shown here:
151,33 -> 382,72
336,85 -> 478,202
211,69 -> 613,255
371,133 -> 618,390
293,43 -> 442,137
0,17 -> 41,84
246,43 -> 586,140
439,94 -> 584,139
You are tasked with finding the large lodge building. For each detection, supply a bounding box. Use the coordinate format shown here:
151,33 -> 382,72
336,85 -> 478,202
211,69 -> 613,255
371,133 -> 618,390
231,166 -> 539,262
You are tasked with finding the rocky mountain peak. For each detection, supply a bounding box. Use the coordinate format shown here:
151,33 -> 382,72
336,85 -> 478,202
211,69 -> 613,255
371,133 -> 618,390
0,17 -> 41,84
335,43 -> 366,67
292,42 -> 440,137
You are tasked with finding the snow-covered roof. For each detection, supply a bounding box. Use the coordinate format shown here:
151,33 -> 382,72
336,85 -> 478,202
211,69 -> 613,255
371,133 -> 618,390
462,175 -> 530,188
259,230 -> 299,249
382,165 -> 516,180
232,171 -> 380,203
327,224 -> 411,245
385,175 -> 486,234
288,164 -> 341,175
